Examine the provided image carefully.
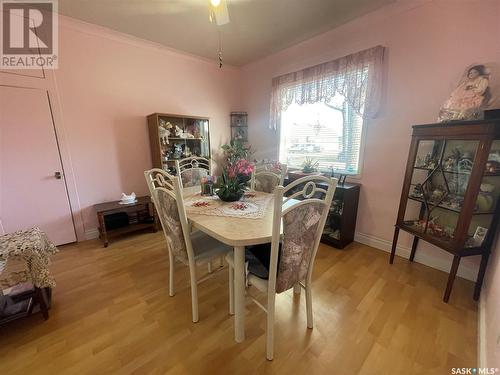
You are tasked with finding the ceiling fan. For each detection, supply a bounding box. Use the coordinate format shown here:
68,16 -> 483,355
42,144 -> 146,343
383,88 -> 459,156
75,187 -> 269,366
208,0 -> 230,67
209,0 -> 230,26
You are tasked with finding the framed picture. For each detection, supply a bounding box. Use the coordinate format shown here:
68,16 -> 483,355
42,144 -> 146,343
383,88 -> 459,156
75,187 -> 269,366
231,126 -> 248,142
231,112 -> 248,127
473,226 -> 488,246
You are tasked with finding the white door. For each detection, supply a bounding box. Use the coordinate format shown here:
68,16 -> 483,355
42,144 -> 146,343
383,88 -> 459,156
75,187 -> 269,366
0,85 -> 76,245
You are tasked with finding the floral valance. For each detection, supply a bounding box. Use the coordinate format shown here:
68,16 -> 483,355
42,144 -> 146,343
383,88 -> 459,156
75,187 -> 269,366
269,45 -> 385,129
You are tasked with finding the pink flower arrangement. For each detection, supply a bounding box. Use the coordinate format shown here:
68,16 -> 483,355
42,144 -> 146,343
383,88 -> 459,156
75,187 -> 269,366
227,159 -> 254,179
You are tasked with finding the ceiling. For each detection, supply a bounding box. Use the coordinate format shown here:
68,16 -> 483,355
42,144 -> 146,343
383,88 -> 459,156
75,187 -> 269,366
58,0 -> 395,66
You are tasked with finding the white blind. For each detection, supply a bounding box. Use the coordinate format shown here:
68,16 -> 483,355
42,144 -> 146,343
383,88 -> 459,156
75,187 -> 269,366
279,93 -> 364,175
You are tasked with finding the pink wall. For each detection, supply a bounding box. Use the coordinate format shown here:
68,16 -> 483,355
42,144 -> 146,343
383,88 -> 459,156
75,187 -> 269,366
240,0 -> 500,366
54,17 -> 241,236
241,0 -> 500,277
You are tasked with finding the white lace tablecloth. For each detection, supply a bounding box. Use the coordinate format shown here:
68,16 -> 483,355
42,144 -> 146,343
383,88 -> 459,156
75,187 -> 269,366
184,191 -> 273,219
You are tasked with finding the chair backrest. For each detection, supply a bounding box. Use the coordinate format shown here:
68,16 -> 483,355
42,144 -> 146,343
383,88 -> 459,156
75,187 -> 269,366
175,157 -> 211,188
145,170 -> 195,264
250,162 -> 287,193
267,175 -> 337,294
144,168 -> 175,200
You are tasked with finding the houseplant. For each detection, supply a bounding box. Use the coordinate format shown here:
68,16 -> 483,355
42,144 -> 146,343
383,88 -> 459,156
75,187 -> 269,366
302,157 -> 319,173
216,142 -> 254,202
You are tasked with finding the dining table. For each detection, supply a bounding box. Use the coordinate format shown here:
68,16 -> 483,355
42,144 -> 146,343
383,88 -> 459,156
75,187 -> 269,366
183,187 -> 276,343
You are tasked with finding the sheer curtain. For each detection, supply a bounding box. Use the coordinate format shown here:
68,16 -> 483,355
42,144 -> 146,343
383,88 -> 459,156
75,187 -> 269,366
269,46 -> 385,130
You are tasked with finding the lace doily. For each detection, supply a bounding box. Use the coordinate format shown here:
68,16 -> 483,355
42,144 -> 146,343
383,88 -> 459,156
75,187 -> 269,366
185,192 -> 272,219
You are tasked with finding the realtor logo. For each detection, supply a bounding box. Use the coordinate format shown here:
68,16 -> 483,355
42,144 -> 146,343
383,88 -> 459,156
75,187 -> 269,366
1,0 -> 58,69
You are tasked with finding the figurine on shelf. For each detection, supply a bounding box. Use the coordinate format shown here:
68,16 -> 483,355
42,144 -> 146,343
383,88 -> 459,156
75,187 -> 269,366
175,125 -> 183,137
443,148 -> 462,171
458,158 -> 473,173
485,160 -> 500,174
411,184 -> 424,198
417,153 -> 438,169
159,122 -> 172,145
430,186 -> 446,203
442,195 -> 464,210
173,144 -> 182,159
182,145 -> 192,158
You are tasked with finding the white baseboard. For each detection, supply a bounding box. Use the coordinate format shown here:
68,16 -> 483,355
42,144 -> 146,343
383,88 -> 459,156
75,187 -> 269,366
478,293 -> 487,367
354,231 -> 477,281
84,228 -> 99,240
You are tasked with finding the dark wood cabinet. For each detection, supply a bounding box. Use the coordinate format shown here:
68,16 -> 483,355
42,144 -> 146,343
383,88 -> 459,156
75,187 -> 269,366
390,120 -> 500,302
321,182 -> 361,249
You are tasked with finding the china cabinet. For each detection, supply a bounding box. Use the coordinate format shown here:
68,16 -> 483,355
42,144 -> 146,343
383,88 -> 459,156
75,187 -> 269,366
390,120 -> 500,302
147,113 -> 211,173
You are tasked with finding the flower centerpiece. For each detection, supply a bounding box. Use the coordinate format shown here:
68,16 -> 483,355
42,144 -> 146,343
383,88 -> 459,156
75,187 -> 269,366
216,141 -> 254,202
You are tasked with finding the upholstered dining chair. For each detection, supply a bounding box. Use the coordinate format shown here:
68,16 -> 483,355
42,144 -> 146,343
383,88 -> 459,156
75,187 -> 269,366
226,175 -> 337,360
175,157 -> 211,188
250,162 -> 287,193
144,168 -> 231,323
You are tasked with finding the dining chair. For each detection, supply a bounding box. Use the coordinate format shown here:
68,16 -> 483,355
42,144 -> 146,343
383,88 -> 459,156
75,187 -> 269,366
144,168 -> 231,323
226,175 -> 337,360
250,162 -> 287,193
175,157 -> 211,188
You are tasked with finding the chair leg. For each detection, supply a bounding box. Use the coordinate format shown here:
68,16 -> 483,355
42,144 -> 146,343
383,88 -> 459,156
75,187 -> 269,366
168,251 -> 175,297
189,264 -> 199,323
208,261 -> 213,273
229,264 -> 234,315
293,283 -> 301,294
305,283 -> 313,329
266,294 -> 276,361
220,256 -> 224,268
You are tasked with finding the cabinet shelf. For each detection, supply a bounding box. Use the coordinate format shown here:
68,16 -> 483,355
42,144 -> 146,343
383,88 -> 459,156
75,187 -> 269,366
167,137 -> 205,141
414,166 -> 500,177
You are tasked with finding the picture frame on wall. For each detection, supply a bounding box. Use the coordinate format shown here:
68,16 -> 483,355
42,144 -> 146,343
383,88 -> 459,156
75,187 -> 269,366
231,126 -> 248,142
230,112 -> 248,142
230,112 -> 248,127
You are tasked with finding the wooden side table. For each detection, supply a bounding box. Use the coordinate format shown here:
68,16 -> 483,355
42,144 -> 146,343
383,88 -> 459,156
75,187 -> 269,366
94,196 -> 158,247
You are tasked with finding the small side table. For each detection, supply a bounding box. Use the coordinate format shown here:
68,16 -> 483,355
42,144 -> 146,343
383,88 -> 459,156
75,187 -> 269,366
94,196 -> 158,247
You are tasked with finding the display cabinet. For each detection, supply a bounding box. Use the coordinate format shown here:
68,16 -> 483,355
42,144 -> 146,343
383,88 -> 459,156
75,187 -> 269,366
147,113 -> 211,174
321,183 -> 360,249
390,120 -> 500,302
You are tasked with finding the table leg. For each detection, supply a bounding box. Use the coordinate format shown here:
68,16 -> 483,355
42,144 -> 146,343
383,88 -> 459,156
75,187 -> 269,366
97,213 -> 108,247
234,245 -> 245,343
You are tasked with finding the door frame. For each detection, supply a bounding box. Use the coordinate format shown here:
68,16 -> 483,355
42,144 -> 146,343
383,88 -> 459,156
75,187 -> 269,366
1,70 -> 85,242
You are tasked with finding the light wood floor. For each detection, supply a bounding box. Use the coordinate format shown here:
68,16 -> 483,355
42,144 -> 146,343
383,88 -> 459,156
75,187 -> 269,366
0,232 -> 477,374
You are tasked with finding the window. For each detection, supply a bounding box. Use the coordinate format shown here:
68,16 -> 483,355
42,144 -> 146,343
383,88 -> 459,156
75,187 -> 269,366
269,46 -> 385,176
279,93 -> 364,175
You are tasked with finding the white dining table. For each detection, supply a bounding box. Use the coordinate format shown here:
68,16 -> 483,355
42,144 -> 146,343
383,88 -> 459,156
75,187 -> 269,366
183,187 -> 275,342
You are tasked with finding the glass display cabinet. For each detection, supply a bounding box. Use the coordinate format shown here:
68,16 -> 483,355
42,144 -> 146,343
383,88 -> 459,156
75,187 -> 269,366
390,120 -> 500,302
147,113 -> 211,174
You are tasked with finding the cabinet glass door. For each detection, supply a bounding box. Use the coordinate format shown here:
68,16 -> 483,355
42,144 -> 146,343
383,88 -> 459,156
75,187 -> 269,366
403,139 -> 479,245
465,139 -> 500,248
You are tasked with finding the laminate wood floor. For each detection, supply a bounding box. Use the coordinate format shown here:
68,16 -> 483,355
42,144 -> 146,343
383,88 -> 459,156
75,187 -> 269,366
0,232 -> 477,374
